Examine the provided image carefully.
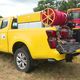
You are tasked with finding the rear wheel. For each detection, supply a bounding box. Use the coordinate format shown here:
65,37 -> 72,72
14,46 -> 33,73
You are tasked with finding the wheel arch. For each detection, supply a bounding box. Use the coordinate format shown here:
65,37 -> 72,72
12,41 -> 32,57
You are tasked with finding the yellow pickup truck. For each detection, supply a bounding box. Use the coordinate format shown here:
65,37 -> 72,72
0,9 -> 80,73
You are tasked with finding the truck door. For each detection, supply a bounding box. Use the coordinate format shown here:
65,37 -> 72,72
0,19 -> 8,52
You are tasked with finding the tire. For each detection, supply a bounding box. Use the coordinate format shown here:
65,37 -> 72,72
14,46 -> 33,73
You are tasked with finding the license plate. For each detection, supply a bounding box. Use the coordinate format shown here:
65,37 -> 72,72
72,55 -> 80,63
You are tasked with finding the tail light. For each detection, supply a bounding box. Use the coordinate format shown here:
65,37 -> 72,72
60,29 -> 69,39
46,30 -> 56,38
48,38 -> 56,48
46,30 -> 57,49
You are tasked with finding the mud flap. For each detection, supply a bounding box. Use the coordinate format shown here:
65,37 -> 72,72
65,53 -> 80,62
65,54 -> 73,62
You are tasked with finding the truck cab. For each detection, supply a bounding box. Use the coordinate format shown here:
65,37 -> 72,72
68,8 -> 80,28
67,8 -> 80,47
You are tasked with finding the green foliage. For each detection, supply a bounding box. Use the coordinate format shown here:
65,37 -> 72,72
33,0 -> 56,12
58,0 -> 80,12
77,3 -> 80,7
33,0 -> 80,12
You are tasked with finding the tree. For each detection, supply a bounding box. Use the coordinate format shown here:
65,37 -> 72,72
33,0 -> 56,12
33,0 -> 80,12
58,0 -> 80,12
77,3 -> 80,7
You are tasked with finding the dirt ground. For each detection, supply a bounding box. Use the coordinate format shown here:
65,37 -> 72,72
0,53 -> 80,80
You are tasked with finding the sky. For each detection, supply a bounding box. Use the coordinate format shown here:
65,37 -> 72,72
0,0 -> 39,17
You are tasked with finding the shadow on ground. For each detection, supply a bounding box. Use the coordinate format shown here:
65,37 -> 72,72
0,53 -> 80,80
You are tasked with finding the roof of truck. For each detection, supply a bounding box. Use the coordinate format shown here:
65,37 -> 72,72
0,16 -> 17,21
68,8 -> 80,13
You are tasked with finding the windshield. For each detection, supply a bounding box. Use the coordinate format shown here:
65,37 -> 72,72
69,11 -> 80,20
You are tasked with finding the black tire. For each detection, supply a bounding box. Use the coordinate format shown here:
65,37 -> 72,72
14,46 -> 33,73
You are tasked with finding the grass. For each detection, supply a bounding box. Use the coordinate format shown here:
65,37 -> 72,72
0,53 -> 80,80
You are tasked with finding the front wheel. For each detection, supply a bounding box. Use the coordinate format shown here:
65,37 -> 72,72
14,46 -> 33,73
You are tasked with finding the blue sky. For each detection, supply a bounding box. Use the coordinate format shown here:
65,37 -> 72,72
0,0 -> 39,17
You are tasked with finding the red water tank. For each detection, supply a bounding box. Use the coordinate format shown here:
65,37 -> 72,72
41,8 -> 67,26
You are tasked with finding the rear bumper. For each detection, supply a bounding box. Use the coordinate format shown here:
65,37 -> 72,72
65,53 -> 80,62
53,48 -> 80,62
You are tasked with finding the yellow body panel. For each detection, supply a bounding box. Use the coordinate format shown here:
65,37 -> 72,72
0,17 -> 11,52
0,27 -> 8,52
18,12 -> 41,23
0,13 -> 66,61
8,27 -> 65,60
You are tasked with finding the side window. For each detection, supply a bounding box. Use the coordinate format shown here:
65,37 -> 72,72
12,18 -> 18,29
0,20 -> 8,29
